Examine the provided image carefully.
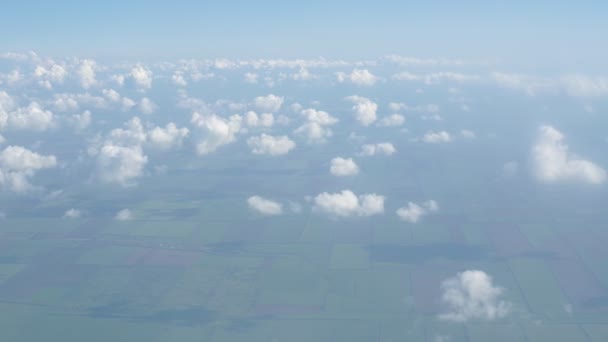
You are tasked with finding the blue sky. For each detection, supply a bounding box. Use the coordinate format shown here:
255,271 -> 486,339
2,1 -> 607,68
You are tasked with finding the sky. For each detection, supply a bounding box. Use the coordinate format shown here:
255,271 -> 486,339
1,2 -> 608,341
1,1 -> 607,69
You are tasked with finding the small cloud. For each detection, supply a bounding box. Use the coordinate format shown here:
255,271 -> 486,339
532,125 -> 606,184
63,208 -> 81,219
396,200 -> 438,223
247,196 -> 282,215
313,190 -> 384,217
359,143 -> 396,156
422,131 -> 452,143
115,208 -> 133,221
439,270 -> 511,322
330,157 -> 359,176
247,134 -> 296,156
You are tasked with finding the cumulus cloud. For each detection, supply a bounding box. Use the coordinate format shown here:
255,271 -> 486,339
0,145 -> 57,193
115,208 -> 133,221
63,208 -> 81,218
253,94 -> 284,113
359,143 -> 396,156
7,102 -> 55,131
68,110 -> 92,131
78,59 -> 97,89
138,97 -> 157,114
396,200 -> 439,223
330,157 -> 359,176
34,63 -> 66,88
247,195 -> 282,215
243,72 -> 259,84
392,71 -> 479,85
460,129 -> 476,139
313,190 -> 384,217
244,111 -> 274,128
247,134 -> 295,156
377,114 -> 405,127
439,270 -> 511,322
337,69 -> 379,86
147,122 -> 189,150
532,125 -> 606,184
345,96 -> 378,126
172,71 -> 187,86
130,64 -> 153,90
191,112 -> 242,155
294,108 -> 338,143
422,131 -> 452,143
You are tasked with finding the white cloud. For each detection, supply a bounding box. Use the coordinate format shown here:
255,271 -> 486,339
338,69 -> 379,86
244,111 -> 274,128
359,143 -> 396,156
439,270 -> 511,322
330,157 -> 359,176
147,122 -> 189,150
392,71 -> 479,85
97,144 -> 147,186
130,64 -> 153,90
313,190 -> 384,217
423,131 -> 452,143
532,125 -> 606,184
8,102 -> 54,131
78,59 -> 97,89
34,64 -> 66,88
377,114 -> 405,127
115,208 -> 133,221
560,74 -> 608,97
191,112 -> 242,155
138,97 -> 157,114
294,108 -> 338,143
345,96 -> 378,126
0,145 -> 57,193
244,72 -> 259,84
172,71 -> 187,86
396,200 -> 439,223
68,110 -> 92,131
247,195 -> 283,215
253,94 -> 284,113
63,208 -> 81,218
247,134 -> 295,156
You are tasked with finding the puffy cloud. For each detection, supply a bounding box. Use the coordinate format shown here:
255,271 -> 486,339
337,69 -> 379,86
244,111 -> 274,128
243,72 -> 259,84
172,71 -> 187,86
294,108 -> 338,143
8,102 -> 54,131
396,200 -> 439,223
147,122 -> 189,150
532,125 -> 606,184
0,145 -> 57,193
130,64 -> 153,90
313,190 -> 384,217
78,59 -> 97,89
345,96 -> 378,126
138,97 -> 157,114
247,134 -> 295,156
330,157 -> 359,176
439,270 -> 511,322
68,110 -> 92,131
423,131 -> 452,143
359,143 -> 396,156
191,112 -> 242,155
34,64 -> 66,88
0,91 -> 15,129
247,195 -> 282,215
115,208 -> 133,221
97,144 -> 147,186
560,74 -> 608,97
63,208 -> 81,218
389,102 -> 440,114
253,94 -> 284,113
377,114 -> 405,127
